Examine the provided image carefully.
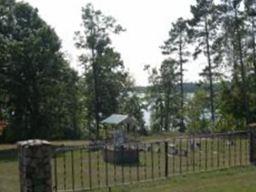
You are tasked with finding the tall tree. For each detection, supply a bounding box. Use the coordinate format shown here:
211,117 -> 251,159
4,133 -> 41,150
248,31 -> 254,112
160,59 -> 179,131
144,65 -> 164,132
244,0 -> 256,75
119,93 -> 146,133
0,0 -> 82,141
162,18 -> 190,132
189,0 -> 221,123
218,0 -> 249,123
145,59 -> 179,132
233,0 -> 249,123
244,0 -> 256,123
185,89 -> 210,133
75,3 -> 127,138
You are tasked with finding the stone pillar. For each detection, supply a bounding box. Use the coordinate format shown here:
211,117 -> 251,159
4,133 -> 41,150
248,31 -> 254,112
17,140 -> 52,192
249,123 -> 256,164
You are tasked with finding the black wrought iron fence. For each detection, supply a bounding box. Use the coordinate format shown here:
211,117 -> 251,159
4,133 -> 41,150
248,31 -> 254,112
52,131 -> 250,192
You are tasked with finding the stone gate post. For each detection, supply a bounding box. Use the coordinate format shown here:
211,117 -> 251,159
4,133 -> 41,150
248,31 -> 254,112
17,140 -> 52,192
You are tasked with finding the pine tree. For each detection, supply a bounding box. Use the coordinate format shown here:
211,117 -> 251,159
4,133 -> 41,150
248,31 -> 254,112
160,59 -> 179,131
75,3 -> 131,138
145,59 -> 179,132
162,18 -> 190,132
219,0 -> 249,123
245,0 -> 256,75
189,0 -> 221,123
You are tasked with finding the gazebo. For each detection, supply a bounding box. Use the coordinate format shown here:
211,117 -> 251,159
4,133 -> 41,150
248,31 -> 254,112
101,114 -> 139,164
101,114 -> 137,132
101,114 -> 138,142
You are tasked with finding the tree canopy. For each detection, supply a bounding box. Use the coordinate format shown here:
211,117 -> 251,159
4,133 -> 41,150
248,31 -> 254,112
0,0 -> 84,141
1,0 -> 256,142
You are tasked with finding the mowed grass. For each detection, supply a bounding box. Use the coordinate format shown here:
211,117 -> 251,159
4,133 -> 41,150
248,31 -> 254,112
111,166 -> 256,192
0,144 -> 19,192
0,135 -> 252,192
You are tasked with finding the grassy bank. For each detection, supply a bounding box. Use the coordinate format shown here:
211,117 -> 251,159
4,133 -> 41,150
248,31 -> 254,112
112,166 -> 256,192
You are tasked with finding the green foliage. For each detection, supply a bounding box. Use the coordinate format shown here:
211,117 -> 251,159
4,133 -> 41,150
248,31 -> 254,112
218,76 -> 256,130
1,0 -> 256,140
189,0 -> 223,123
0,0 -> 84,141
215,114 -> 246,132
184,0 -> 256,131
161,18 -> 191,132
119,93 -> 146,133
146,59 -> 179,132
248,74 -> 256,122
75,3 -> 144,137
185,89 -> 211,133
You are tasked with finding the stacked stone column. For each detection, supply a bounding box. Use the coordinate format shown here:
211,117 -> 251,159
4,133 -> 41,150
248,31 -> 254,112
18,140 -> 52,192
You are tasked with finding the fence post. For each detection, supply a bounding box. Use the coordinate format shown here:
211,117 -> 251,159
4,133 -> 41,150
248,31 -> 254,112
17,140 -> 53,192
249,123 -> 256,164
165,141 -> 169,177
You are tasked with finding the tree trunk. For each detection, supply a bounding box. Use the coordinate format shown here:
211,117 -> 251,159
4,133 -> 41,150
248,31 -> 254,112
179,36 -> 185,132
164,78 -> 171,132
91,44 -> 100,139
232,40 -> 239,84
235,7 -> 249,123
205,18 -> 215,123
251,17 -> 256,75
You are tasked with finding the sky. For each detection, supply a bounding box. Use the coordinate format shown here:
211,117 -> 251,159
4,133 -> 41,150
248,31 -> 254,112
20,0 -> 204,86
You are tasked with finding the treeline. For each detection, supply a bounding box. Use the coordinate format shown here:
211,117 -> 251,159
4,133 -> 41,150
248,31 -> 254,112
0,1 -> 145,142
134,83 -> 198,94
146,0 -> 256,133
1,0 -> 256,142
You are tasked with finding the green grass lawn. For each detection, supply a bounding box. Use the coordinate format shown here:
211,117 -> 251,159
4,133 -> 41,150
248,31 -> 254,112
112,166 -> 256,192
0,144 -> 19,192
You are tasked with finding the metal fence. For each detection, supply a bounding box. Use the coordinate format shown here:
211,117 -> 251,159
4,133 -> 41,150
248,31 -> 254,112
52,131 -> 250,192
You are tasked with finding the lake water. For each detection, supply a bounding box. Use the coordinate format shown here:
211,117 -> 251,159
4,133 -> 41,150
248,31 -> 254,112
141,93 -> 195,127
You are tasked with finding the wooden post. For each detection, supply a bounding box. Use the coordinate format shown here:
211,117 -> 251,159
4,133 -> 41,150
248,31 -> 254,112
165,141 -> 169,177
249,123 -> 256,164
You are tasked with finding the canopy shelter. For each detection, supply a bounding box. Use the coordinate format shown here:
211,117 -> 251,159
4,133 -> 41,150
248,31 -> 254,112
101,114 -> 140,164
101,114 -> 137,141
101,114 -> 136,126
